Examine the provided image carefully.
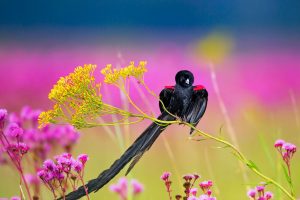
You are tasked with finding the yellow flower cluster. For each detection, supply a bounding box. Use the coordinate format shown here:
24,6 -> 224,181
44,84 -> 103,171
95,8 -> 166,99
48,64 -> 98,102
101,61 -> 147,84
39,61 -> 148,129
39,64 -> 102,128
38,104 -> 62,127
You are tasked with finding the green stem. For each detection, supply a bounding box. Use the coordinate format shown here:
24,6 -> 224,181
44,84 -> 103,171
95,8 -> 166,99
98,106 -> 295,199
177,121 -> 295,200
129,115 -> 294,199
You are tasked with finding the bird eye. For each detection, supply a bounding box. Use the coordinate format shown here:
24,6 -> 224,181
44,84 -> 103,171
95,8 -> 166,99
185,78 -> 190,85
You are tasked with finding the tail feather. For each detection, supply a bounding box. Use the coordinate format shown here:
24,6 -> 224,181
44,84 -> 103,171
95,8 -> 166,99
62,112 -> 174,200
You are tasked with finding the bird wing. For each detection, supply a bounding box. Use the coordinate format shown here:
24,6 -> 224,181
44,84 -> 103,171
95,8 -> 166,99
186,86 -> 208,134
159,86 -> 174,113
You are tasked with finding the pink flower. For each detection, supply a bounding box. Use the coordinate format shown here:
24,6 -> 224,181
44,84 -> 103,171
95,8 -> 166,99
274,139 -> 285,148
275,139 -> 296,179
199,180 -> 213,190
37,169 -> 46,179
56,172 -> 65,181
131,179 -> 144,194
5,143 -> 28,159
265,191 -> 273,199
190,188 -> 198,196
183,174 -> 194,181
193,173 -> 200,180
110,177 -> 144,199
56,156 -> 72,166
207,190 -> 212,196
247,188 -> 256,198
110,184 -> 121,193
283,143 -> 297,154
43,159 -> 56,171
6,142 -> 29,157
160,171 -> 171,181
77,154 -> 89,165
44,171 -> 55,182
109,177 -> 128,199
6,123 -> 23,138
0,109 -> 7,122
56,153 -> 73,173
256,185 -> 265,192
72,160 -> 83,173
18,143 -> 29,154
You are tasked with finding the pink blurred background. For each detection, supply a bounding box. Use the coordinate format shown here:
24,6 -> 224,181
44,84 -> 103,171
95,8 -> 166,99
1,1 -> 300,198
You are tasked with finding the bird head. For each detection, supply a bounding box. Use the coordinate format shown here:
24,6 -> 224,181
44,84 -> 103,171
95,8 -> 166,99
175,70 -> 194,88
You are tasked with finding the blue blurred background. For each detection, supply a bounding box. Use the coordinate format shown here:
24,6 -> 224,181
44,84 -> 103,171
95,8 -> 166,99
0,1 -> 300,199
1,0 -> 300,30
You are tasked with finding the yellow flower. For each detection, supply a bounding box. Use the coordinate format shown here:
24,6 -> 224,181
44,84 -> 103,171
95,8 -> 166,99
38,104 -> 62,128
48,64 -> 98,102
39,61 -> 147,128
39,64 -> 102,128
101,61 -> 147,84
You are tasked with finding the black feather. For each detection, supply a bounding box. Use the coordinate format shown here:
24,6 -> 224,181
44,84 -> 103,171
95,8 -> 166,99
186,88 -> 208,134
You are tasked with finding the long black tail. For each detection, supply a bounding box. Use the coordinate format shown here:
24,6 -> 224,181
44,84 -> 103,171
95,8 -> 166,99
62,112 -> 175,200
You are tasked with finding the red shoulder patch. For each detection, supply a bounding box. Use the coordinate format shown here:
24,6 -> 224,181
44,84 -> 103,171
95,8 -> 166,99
193,85 -> 205,91
165,86 -> 175,90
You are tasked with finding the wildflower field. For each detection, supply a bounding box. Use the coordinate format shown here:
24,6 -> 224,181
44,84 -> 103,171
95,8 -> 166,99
1,1 -> 300,200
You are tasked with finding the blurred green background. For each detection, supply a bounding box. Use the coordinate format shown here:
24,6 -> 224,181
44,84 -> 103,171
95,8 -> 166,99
0,1 -> 300,199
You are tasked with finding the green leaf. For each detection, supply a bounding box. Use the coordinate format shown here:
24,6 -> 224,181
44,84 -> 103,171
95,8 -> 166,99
246,160 -> 260,172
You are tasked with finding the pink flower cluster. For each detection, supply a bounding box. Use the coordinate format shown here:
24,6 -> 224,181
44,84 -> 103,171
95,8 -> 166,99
247,184 -> 273,200
182,173 -> 200,197
188,180 -> 216,200
0,108 -> 31,198
274,139 -> 296,177
109,177 -> 144,200
274,139 -> 296,164
1,106 -> 80,163
0,107 -> 81,199
161,172 -> 172,192
161,172 -> 217,200
37,153 -> 89,198
0,109 -> 30,164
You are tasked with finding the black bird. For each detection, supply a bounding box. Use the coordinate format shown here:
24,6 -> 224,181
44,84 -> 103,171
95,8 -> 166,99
62,70 -> 208,200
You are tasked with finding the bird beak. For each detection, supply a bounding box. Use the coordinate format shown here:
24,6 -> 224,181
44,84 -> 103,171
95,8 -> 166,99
185,79 -> 190,85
